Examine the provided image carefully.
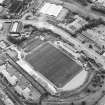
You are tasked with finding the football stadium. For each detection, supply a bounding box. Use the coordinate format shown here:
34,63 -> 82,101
17,42 -> 88,95
25,42 -> 82,87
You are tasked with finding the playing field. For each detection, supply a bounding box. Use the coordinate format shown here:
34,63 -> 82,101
25,43 -> 82,88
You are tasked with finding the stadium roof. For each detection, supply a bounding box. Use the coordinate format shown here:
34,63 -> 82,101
39,2 -> 63,17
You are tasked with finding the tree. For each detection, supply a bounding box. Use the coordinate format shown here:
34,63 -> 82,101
81,101 -> 86,105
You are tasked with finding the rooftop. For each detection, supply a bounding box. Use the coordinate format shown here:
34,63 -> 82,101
39,2 -> 63,17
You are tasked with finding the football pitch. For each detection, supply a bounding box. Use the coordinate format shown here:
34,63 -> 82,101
25,43 -> 82,88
